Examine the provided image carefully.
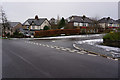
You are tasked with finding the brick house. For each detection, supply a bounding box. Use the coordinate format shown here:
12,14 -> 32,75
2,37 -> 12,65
67,15 -> 93,29
66,15 -> 102,33
8,22 -> 23,34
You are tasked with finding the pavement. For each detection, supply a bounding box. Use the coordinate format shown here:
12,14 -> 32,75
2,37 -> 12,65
2,37 -> 118,78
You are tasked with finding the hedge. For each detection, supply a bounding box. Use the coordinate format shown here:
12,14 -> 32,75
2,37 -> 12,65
34,29 -> 80,37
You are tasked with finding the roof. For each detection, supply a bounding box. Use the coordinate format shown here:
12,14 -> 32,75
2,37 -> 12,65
8,22 -> 20,27
98,17 -> 117,24
68,16 -> 93,23
116,19 -> 120,24
50,18 -> 55,20
23,18 -> 47,26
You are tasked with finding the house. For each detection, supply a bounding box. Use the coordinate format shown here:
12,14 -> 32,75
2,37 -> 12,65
49,18 -> 57,25
98,17 -> 119,29
23,15 -> 51,31
8,22 -> 23,35
1,22 -> 22,36
0,23 -> 2,37
67,15 -> 93,29
116,19 -> 120,27
49,18 -> 58,29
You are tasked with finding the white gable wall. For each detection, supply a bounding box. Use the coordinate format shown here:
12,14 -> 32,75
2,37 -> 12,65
24,21 -> 30,25
28,20 -> 51,30
40,20 -> 51,29
99,23 -> 106,28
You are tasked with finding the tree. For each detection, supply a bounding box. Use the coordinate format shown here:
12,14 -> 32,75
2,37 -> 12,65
13,30 -> 19,35
91,16 -> 100,28
58,17 -> 66,29
43,26 -> 50,30
0,7 -> 10,37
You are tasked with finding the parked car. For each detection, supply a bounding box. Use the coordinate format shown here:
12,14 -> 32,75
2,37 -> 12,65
24,32 -> 31,38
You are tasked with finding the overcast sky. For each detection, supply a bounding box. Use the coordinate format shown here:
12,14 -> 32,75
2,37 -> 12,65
0,2 -> 118,23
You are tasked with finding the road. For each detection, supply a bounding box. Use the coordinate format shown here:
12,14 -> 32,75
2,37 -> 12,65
2,36 -> 118,78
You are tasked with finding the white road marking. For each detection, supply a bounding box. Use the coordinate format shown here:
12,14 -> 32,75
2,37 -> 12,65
36,43 -> 39,45
60,47 -> 64,49
54,46 -> 58,48
80,51 -> 87,54
52,41 -> 55,42
69,50 -> 75,52
24,42 -> 119,61
50,46 -> 54,48
65,48 -> 70,50
72,49 -> 78,52
77,51 -> 84,54
46,45 -> 49,47
25,42 -> 118,61
56,47 -> 60,49
87,54 -> 97,56
42,44 -> 46,46
61,48 -> 67,51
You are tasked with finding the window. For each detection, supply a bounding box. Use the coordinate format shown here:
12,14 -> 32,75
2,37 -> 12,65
86,23 -> 88,26
32,26 -> 35,29
83,23 -> 86,26
27,26 -> 29,29
108,23 -> 112,27
37,26 -> 39,29
79,23 -> 83,26
74,22 -> 78,26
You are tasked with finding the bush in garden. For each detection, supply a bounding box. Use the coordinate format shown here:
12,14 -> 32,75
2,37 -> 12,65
43,26 -> 50,30
103,31 -> 120,41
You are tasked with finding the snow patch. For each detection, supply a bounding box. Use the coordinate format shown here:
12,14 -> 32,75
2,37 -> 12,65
77,39 -> 120,57
77,39 -> 103,45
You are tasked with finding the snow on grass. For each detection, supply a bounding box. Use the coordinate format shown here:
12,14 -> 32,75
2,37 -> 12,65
77,39 -> 103,45
77,39 -> 120,57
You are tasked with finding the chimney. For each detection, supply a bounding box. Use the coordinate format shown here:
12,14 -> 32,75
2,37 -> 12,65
35,15 -> 39,20
82,15 -> 86,20
107,17 -> 110,20
82,15 -> 86,18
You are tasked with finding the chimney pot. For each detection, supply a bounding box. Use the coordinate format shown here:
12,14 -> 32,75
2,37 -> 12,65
35,15 -> 39,20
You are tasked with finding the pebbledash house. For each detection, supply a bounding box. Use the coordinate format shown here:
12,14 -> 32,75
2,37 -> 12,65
98,17 -> 119,30
22,15 -> 51,34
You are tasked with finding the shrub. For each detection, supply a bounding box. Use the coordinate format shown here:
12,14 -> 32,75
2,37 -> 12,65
43,26 -> 50,30
103,31 -> 120,41
12,30 -> 24,38
34,29 -> 80,37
